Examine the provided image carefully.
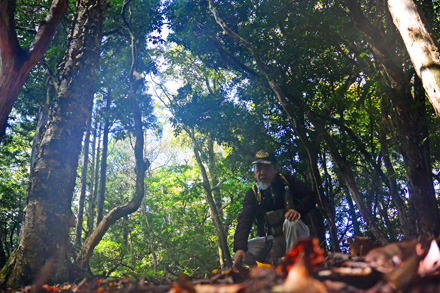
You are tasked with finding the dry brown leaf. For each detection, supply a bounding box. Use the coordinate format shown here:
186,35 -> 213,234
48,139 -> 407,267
193,283 -> 244,293
418,239 -> 440,277
274,253 -> 327,293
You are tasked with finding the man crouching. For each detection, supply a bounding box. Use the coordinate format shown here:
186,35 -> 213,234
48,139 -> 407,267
233,150 -> 316,268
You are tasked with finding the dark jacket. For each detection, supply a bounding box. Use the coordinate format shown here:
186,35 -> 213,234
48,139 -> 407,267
233,173 -> 316,252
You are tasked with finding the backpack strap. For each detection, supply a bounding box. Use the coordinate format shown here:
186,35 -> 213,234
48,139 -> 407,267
252,184 -> 261,203
279,174 -> 290,187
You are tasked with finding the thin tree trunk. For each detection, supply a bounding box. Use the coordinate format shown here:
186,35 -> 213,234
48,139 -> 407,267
0,0 -> 67,142
86,116 -> 99,237
90,123 -> 102,233
122,216 -> 129,246
331,117 -> 412,236
75,116 -> 92,248
378,201 -> 397,241
379,122 -> 414,237
206,135 -> 226,268
0,236 -> 6,269
345,193 -> 360,236
208,136 -> 222,213
141,199 -> 157,275
75,76 -> 148,272
75,0 -> 149,269
311,116 -> 388,245
0,0 -> 107,286
96,95 -> 111,226
186,127 -> 232,270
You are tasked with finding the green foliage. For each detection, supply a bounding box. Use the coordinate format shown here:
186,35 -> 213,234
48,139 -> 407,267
89,149 -> 248,277
4,0 -> 440,279
162,0 -> 440,244
0,118 -> 34,262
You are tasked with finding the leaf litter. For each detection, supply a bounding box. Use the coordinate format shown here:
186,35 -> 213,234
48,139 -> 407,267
5,237 -> 440,292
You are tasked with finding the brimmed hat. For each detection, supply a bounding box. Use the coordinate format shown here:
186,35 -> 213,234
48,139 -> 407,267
252,150 -> 276,165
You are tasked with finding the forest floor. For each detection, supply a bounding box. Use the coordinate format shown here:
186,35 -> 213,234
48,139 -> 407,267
5,238 -> 440,292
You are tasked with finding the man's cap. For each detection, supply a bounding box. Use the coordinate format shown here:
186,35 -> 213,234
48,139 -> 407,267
252,150 -> 276,165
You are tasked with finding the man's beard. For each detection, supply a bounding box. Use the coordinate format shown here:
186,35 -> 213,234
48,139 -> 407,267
259,180 -> 271,190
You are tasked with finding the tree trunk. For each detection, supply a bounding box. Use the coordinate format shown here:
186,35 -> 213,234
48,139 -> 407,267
387,0 -> 440,117
0,0 -> 67,143
293,122 -> 339,252
75,116 -> 92,248
186,127 -> 232,270
206,136 -> 227,268
76,0 -> 149,269
332,117 -> 412,236
345,193 -> 360,236
207,136 -> 222,213
0,236 -> 6,270
75,76 -> 148,272
0,0 -> 107,287
311,117 -> 389,245
141,199 -> 157,275
96,95 -> 111,226
379,121 -> 414,237
345,0 -> 440,238
86,117 -> 99,237
89,122 -> 102,235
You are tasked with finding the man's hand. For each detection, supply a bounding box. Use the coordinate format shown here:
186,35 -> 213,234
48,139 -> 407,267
285,209 -> 301,221
233,250 -> 246,269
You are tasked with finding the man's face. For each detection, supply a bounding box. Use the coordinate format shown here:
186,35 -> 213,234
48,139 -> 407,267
254,163 -> 277,189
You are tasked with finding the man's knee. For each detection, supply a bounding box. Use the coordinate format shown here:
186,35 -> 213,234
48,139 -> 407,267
245,237 -> 270,265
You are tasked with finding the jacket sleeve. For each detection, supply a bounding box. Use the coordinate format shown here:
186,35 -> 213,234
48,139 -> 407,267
288,174 -> 316,217
233,189 -> 258,252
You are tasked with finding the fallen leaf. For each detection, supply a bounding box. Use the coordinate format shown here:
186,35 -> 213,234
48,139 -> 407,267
194,283 -> 244,293
418,239 -> 440,277
256,261 -> 273,268
273,252 -> 327,293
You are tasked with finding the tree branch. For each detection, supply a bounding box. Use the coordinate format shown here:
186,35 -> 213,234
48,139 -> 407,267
0,0 -> 21,61
27,0 -> 68,69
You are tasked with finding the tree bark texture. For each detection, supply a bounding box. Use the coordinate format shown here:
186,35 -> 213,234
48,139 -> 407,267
0,0 -> 107,287
0,0 -> 67,142
387,0 -> 440,117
